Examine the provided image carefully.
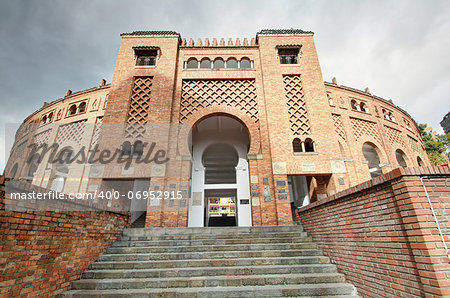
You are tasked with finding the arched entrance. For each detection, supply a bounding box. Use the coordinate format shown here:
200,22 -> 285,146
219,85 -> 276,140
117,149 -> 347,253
188,115 -> 252,227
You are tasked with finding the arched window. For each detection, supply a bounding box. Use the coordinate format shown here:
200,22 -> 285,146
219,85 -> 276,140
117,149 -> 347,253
68,104 -> 77,116
327,94 -> 333,106
51,148 -> 73,193
47,112 -> 53,123
362,142 -> 382,178
213,58 -> 225,69
226,58 -> 238,68
200,58 -> 211,69
9,163 -> 18,180
351,100 -> 358,110
186,58 -> 198,69
304,138 -> 315,152
78,102 -> 86,113
121,141 -> 132,157
41,115 -> 47,124
417,156 -> 424,167
292,138 -> 302,153
240,58 -> 251,69
360,102 -> 369,113
395,150 -> 408,167
202,143 -> 238,184
27,156 -> 40,179
133,140 -> 144,157
389,112 -> 396,122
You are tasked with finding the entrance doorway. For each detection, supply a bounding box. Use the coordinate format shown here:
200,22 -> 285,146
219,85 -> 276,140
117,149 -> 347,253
188,115 -> 252,227
205,189 -> 237,227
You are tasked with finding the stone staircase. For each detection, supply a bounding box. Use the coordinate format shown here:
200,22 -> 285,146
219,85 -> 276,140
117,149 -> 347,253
61,225 -> 358,297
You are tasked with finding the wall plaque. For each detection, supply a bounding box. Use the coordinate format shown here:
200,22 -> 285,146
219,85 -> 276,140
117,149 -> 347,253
301,162 -> 316,172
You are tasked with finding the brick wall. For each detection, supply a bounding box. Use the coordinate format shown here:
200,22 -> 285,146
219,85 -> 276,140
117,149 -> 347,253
297,166 -> 450,297
0,180 -> 131,297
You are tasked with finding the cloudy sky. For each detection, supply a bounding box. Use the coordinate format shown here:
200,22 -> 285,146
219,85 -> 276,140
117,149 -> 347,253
1,0 -> 449,172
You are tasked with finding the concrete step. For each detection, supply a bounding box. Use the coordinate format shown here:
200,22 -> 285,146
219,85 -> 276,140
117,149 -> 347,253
71,273 -> 347,290
98,248 -> 324,261
122,225 -> 303,238
119,231 -> 307,241
90,256 -> 330,270
81,264 -> 339,279
106,242 -> 318,254
61,283 -> 357,297
111,236 -> 312,247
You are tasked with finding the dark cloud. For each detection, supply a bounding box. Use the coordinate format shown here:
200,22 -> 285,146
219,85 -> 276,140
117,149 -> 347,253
1,0 -> 449,171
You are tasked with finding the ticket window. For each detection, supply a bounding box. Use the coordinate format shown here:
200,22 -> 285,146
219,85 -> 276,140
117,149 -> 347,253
206,196 -> 236,226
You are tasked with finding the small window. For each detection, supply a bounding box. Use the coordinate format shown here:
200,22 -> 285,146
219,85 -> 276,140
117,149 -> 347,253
213,58 -> 225,69
68,105 -> 77,116
226,58 -> 238,68
240,58 -> 251,69
41,115 -> 47,124
47,112 -> 53,123
133,140 -> 144,157
186,58 -> 198,69
200,58 -> 211,69
396,150 -> 407,167
304,138 -> 314,152
292,138 -> 302,153
78,102 -> 86,113
351,100 -> 358,110
417,156 -> 424,167
136,50 -> 157,66
121,141 -> 132,157
279,49 -> 299,64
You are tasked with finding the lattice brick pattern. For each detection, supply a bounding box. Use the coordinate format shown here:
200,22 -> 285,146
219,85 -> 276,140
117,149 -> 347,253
33,129 -> 52,147
384,126 -> 406,147
283,75 -> 311,135
409,136 -> 419,152
332,114 -> 346,141
90,117 -> 103,147
125,77 -> 153,138
56,120 -> 87,146
350,117 -> 381,143
180,79 -> 258,123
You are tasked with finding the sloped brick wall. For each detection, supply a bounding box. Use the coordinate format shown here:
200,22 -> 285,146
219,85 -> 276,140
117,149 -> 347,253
0,178 -> 131,297
297,166 -> 450,297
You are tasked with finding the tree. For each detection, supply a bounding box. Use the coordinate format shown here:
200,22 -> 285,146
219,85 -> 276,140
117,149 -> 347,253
418,124 -> 449,166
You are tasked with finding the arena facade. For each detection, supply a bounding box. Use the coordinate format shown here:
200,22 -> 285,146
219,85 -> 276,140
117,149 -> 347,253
4,29 -> 430,228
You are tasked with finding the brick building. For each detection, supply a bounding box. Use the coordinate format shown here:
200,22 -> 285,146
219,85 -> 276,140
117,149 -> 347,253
3,29 -> 430,228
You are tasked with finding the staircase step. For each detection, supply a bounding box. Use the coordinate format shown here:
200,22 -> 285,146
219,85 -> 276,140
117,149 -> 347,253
111,236 -> 312,247
90,256 -> 330,270
72,273 -> 346,290
98,248 -> 324,261
106,242 -> 317,254
120,231 -> 307,241
62,283 -> 357,297
81,264 -> 339,279
122,225 -> 303,238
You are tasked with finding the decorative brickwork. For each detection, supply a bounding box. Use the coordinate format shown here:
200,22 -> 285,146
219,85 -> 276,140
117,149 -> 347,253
409,135 -> 419,152
180,79 -> 258,123
331,113 -> 346,141
33,129 -> 51,147
350,117 -> 381,143
56,120 -> 87,146
283,74 -> 311,136
125,77 -> 153,138
297,166 -> 450,297
90,116 -> 103,147
384,125 -> 406,147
